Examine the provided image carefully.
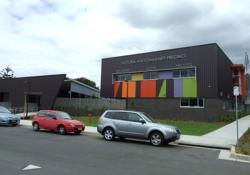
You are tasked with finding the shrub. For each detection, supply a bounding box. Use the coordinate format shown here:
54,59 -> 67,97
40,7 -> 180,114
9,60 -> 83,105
216,112 -> 250,123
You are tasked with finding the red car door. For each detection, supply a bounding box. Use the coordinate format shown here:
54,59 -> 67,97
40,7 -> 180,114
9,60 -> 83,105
37,112 -> 48,129
43,112 -> 58,131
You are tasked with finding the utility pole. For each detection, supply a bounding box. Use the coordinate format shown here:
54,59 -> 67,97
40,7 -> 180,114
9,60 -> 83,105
126,80 -> 129,110
24,80 -> 31,118
233,86 -> 240,146
245,52 -> 249,73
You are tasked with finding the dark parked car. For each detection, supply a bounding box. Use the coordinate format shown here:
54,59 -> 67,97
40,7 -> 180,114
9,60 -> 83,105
0,106 -> 20,126
97,110 -> 181,146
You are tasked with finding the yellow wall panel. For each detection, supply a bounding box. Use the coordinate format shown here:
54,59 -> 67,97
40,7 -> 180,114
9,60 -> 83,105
132,73 -> 143,80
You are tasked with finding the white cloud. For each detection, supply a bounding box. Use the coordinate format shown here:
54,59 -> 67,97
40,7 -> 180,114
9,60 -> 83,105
0,0 -> 250,86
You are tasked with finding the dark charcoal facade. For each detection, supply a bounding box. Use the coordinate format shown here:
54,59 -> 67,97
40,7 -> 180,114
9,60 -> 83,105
0,74 -> 100,112
101,43 -> 234,121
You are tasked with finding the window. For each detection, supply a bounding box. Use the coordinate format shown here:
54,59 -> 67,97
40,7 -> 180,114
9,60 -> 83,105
113,74 -> 131,82
140,112 -> 155,123
143,72 -> 150,79
38,111 -> 46,117
127,113 -> 142,122
173,70 -> 180,78
113,68 -> 195,81
151,72 -> 158,79
180,98 -> 204,108
189,98 -> 198,106
180,98 -> 189,106
105,112 -> 128,121
46,112 -> 57,119
198,99 -> 203,107
181,70 -> 188,77
173,68 -> 196,78
104,112 -> 113,119
56,112 -> 71,119
143,72 -> 158,80
187,69 -> 195,77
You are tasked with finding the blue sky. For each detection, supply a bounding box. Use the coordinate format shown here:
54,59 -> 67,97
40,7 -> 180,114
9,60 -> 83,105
0,0 -> 249,87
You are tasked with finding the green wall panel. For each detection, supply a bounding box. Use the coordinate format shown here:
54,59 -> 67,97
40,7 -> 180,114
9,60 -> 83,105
183,78 -> 197,97
158,80 -> 167,97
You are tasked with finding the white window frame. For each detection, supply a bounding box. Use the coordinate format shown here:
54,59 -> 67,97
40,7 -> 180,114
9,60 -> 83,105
112,66 -> 197,83
180,98 -> 204,108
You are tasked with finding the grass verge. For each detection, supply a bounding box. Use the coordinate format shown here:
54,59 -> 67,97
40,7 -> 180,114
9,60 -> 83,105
237,128 -> 250,155
72,116 -> 226,136
156,119 -> 226,136
72,116 -> 99,127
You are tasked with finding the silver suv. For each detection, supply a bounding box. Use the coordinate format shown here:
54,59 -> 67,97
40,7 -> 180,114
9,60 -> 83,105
97,110 -> 181,146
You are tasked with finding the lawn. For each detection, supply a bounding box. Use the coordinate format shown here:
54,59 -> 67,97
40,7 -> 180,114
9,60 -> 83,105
156,119 -> 226,136
72,116 -> 99,127
72,116 -> 226,136
237,128 -> 250,155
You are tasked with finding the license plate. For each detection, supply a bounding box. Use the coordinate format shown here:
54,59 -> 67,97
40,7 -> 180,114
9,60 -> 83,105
78,128 -> 82,131
11,120 -> 17,123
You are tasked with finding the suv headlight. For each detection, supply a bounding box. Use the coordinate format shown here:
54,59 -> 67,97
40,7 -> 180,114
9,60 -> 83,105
165,128 -> 176,133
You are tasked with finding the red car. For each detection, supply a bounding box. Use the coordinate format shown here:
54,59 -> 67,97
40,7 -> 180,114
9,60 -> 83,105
32,110 -> 85,135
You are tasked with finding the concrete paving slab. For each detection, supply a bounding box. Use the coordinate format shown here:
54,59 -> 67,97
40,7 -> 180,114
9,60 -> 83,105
203,115 -> 250,145
177,135 -> 233,149
218,150 -> 250,164
16,112 -> 37,119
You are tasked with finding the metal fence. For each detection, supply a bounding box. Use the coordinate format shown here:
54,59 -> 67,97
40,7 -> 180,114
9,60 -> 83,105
8,106 -> 39,114
54,98 -> 126,116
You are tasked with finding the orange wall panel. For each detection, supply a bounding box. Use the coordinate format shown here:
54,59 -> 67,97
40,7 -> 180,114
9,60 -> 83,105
113,82 -> 121,97
140,80 -> 156,98
128,81 -> 136,98
122,82 -> 128,98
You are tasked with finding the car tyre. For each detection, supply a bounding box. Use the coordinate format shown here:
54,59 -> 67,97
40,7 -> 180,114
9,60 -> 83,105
75,130 -> 82,135
58,125 -> 66,135
33,122 -> 40,131
103,127 -> 115,141
150,131 -> 164,146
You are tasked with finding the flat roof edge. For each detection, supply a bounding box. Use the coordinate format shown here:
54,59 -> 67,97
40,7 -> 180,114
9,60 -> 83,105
102,43 -> 218,60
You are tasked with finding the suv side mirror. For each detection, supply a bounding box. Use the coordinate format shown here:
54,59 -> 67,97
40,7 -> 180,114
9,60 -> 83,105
139,118 -> 146,124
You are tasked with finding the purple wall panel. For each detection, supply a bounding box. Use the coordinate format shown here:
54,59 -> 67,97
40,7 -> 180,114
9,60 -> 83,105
174,79 -> 182,97
159,71 -> 173,79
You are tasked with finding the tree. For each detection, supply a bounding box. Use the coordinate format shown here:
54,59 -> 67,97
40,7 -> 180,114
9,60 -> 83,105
0,66 -> 15,79
75,77 -> 98,89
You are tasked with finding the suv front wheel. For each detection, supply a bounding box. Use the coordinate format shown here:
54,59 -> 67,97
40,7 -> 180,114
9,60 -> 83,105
150,131 -> 164,146
103,128 -> 115,141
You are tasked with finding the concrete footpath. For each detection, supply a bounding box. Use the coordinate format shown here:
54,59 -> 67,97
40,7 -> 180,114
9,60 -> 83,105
16,112 -> 37,119
203,115 -> 250,144
20,116 -> 250,149
179,115 -> 250,149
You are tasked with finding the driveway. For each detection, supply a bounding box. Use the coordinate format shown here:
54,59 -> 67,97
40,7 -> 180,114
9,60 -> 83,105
0,126 -> 249,175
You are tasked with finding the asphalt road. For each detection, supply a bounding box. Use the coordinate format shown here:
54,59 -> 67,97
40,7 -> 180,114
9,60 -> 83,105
0,126 -> 249,175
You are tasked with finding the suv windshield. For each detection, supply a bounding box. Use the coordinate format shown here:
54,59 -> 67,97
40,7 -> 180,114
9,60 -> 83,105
140,112 -> 155,123
0,106 -> 11,113
56,112 -> 71,120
